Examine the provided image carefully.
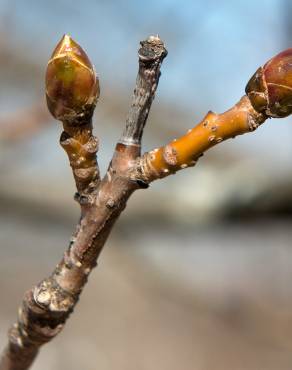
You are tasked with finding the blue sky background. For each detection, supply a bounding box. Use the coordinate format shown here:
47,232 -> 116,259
0,0 -> 287,107
0,0 -> 291,165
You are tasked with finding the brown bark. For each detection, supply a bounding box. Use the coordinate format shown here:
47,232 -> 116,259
0,35 -> 289,370
0,35 -> 167,370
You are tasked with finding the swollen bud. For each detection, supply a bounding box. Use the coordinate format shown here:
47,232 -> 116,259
246,48 -> 292,118
46,35 -> 99,123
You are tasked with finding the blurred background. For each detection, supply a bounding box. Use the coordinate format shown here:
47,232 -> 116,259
0,1 -> 292,369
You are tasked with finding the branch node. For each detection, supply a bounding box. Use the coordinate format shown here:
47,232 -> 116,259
163,145 -> 178,166
74,192 -> 95,205
105,198 -> 116,209
134,179 -> 149,189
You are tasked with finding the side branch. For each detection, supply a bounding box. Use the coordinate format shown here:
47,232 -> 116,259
2,35 -> 292,370
131,96 -> 266,183
0,34 -> 159,370
120,35 -> 167,147
60,121 -> 100,204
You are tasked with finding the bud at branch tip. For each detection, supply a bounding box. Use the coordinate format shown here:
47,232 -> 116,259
46,34 -> 100,124
246,48 -> 292,118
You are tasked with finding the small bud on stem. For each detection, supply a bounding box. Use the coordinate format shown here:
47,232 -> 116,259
246,48 -> 292,118
46,34 -> 99,124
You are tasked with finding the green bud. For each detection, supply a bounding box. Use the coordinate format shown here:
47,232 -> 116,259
46,34 -> 99,123
246,48 -> 292,118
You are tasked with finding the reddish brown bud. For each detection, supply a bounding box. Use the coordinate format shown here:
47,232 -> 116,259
46,35 -> 99,123
246,48 -> 292,118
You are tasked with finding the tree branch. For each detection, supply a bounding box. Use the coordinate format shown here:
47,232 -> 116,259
1,36 -> 292,370
0,34 -> 166,370
60,121 -> 100,203
131,47 -> 292,183
120,35 -> 167,147
130,95 -> 266,183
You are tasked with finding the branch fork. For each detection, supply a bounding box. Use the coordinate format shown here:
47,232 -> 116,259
1,35 -> 292,370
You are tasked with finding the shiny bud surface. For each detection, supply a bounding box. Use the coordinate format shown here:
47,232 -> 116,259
46,35 -> 99,122
246,48 -> 292,118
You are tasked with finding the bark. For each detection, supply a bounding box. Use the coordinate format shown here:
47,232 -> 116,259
0,36 -> 167,370
0,35 -> 287,370
131,96 -> 266,183
120,35 -> 167,146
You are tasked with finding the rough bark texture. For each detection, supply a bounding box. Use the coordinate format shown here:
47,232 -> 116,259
0,36 -> 167,370
0,35 -> 289,370
120,35 -> 167,146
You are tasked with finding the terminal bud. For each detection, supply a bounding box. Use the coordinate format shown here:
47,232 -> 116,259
246,48 -> 292,118
46,34 -> 99,124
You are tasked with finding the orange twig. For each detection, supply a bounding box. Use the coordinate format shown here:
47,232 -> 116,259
132,96 -> 265,182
